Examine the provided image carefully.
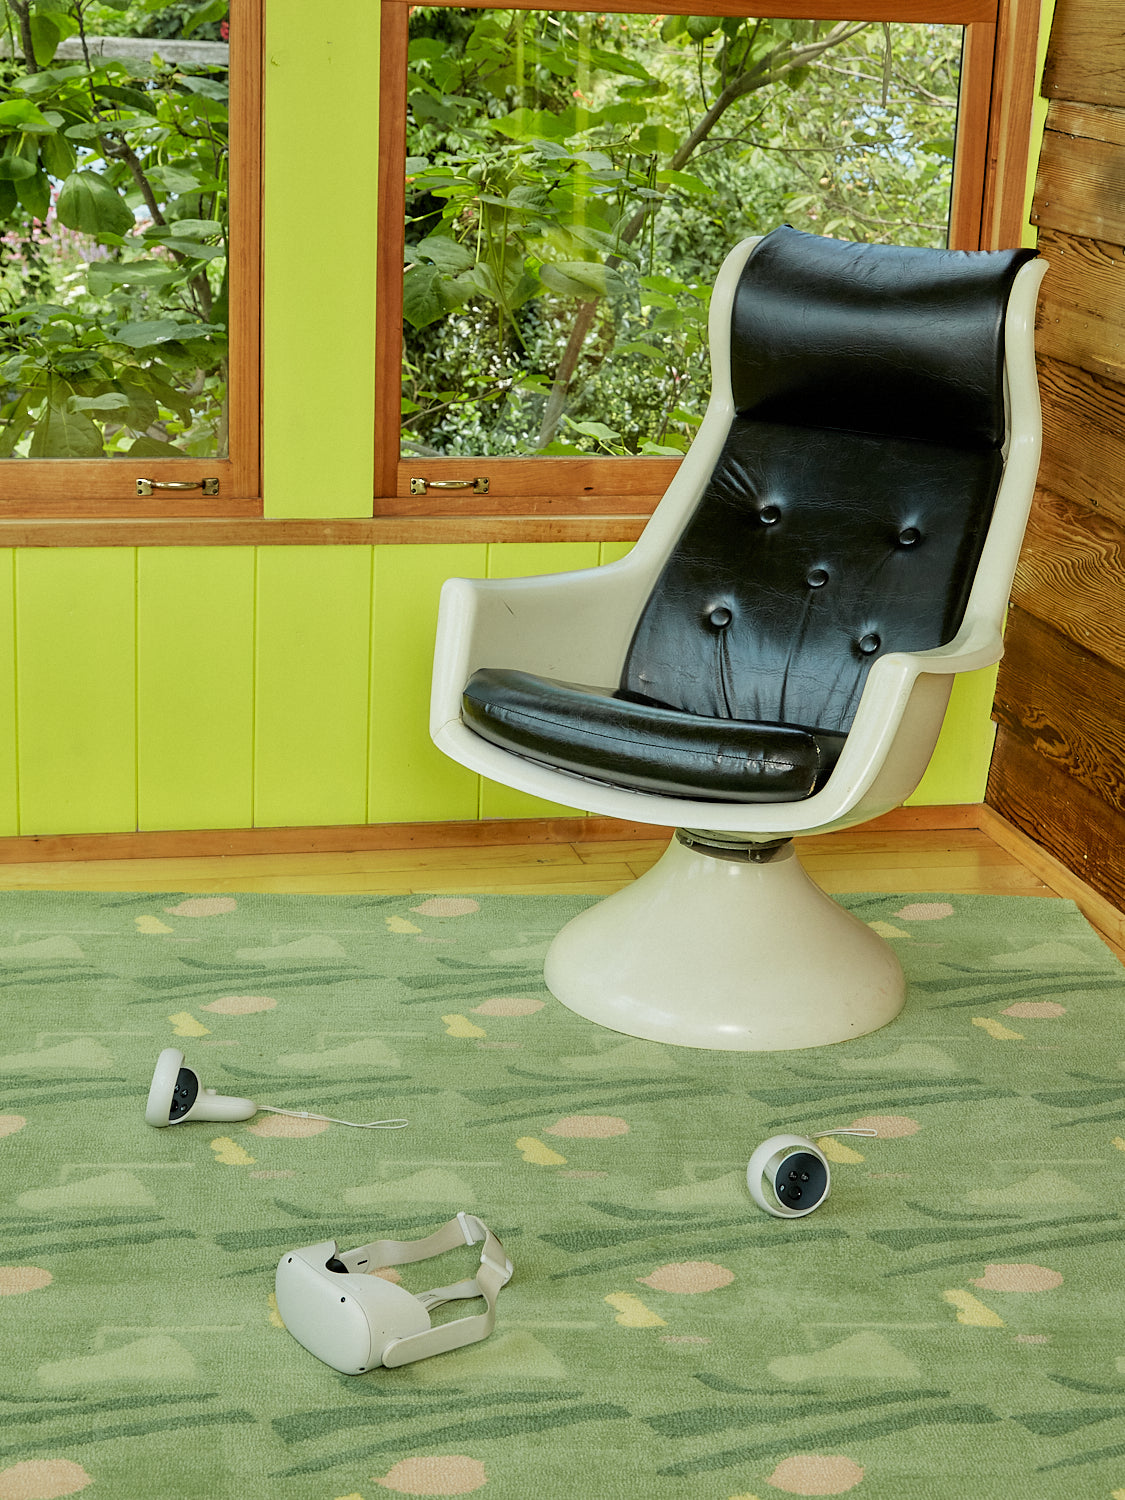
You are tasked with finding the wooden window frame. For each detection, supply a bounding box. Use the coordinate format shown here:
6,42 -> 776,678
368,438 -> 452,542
0,0 -> 262,521
375,0 -> 1042,528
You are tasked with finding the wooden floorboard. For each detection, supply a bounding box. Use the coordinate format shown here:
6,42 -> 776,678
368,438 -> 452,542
1,818 -> 1121,960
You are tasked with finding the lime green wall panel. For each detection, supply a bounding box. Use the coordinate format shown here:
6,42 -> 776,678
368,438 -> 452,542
369,544 -> 487,824
254,547 -> 373,827
137,549 -> 256,831
907,664 -> 1000,807
478,543 -> 601,820
15,549 -> 137,835
261,1 -> 379,518
0,553 -> 16,837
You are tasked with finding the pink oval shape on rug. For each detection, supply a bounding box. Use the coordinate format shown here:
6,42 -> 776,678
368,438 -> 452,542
972,1263 -> 1063,1292
1002,1002 -> 1067,1019
545,1114 -> 629,1138
638,1261 -> 734,1294
0,1116 -> 26,1139
767,1454 -> 865,1494
0,1267 -> 52,1296
0,1459 -> 93,1499
893,902 -> 954,921
472,997 -> 545,1016
411,898 -> 480,917
164,897 -> 237,917
201,996 -> 278,1015
375,1456 -> 488,1495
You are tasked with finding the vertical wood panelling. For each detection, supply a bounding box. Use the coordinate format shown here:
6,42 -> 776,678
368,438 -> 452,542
15,549 -> 137,835
477,542 -> 601,820
137,549 -> 256,831
0,553 -> 16,837
368,543 -> 487,824
254,546 -> 373,827
986,0 -> 1125,914
1040,0 -> 1125,106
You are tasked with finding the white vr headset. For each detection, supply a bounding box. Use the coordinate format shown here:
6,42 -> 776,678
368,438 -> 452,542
275,1212 -> 513,1374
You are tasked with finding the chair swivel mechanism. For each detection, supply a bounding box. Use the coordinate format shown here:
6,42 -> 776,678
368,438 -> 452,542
430,226 -> 1047,1051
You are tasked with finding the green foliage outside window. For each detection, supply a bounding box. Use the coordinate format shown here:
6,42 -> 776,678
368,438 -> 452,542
0,0 -> 228,459
403,9 -> 960,460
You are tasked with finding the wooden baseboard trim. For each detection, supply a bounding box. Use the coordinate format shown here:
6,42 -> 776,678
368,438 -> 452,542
978,805 -> 1125,958
0,803 -> 980,865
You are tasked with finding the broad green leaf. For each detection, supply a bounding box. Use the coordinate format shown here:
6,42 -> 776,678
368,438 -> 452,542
182,0 -> 227,39
539,261 -> 623,299
87,261 -> 178,294
492,107 -> 576,142
686,16 -> 722,40
28,402 -> 104,458
67,393 -> 130,413
127,434 -> 188,457
15,169 -> 51,221
56,170 -> 135,237
0,99 -> 55,132
655,169 -> 713,196
565,418 -> 621,443
40,131 -> 76,179
29,15 -> 62,68
112,319 -> 184,348
414,234 -> 475,273
0,155 -> 37,182
402,263 -> 446,329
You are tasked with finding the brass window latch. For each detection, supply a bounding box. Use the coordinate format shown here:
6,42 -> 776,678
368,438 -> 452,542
409,476 -> 489,495
136,478 -> 220,496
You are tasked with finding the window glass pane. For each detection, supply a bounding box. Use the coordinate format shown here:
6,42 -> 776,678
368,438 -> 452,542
0,2 -> 229,459
403,9 -> 961,460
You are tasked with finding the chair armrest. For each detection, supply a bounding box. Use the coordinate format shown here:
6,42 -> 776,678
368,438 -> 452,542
430,561 -> 657,740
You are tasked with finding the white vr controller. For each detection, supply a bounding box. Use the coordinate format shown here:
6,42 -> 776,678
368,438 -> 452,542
146,1047 -> 257,1126
747,1129 -> 878,1217
144,1048 -> 408,1131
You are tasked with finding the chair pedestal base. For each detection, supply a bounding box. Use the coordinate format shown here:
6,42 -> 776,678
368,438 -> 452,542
544,836 -> 905,1051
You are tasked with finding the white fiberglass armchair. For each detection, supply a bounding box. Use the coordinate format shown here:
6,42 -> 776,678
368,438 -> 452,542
430,227 -> 1047,1051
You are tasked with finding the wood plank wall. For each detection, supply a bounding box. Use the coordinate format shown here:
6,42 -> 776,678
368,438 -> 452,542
987,0 -> 1125,912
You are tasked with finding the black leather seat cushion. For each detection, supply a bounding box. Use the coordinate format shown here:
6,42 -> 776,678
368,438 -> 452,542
462,668 -> 847,802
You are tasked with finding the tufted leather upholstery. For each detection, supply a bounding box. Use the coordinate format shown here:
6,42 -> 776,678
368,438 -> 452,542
462,227 -> 1037,803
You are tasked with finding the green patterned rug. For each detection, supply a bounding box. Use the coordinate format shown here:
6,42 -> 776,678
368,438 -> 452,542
2,889 -> 1125,1500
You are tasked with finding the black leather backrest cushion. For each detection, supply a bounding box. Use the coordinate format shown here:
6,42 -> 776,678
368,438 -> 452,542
730,226 -> 1035,448
620,230 -> 1036,734
621,419 -> 1002,732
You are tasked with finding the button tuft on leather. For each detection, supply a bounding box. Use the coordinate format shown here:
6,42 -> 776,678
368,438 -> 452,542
759,504 -> 781,525
898,526 -> 922,546
806,567 -> 829,589
858,633 -> 881,655
708,605 -> 733,629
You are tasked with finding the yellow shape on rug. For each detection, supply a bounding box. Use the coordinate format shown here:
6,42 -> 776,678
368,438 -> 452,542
168,1011 -> 210,1037
814,1135 -> 865,1164
516,1137 -> 567,1166
210,1137 -> 256,1166
136,915 -> 173,934
605,1292 -> 666,1328
972,1016 -> 1024,1041
443,1013 -> 486,1039
386,915 -> 421,934
943,1289 -> 1003,1327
